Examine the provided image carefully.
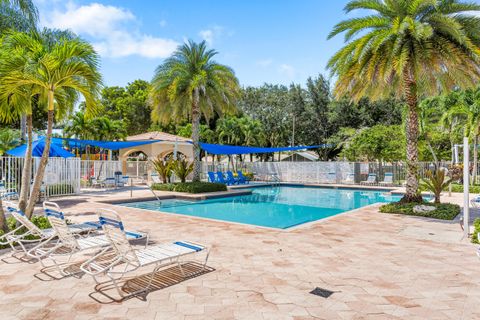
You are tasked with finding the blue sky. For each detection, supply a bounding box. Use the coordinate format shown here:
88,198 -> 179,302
33,1 -> 389,87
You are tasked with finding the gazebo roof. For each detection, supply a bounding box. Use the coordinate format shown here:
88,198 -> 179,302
126,131 -> 191,142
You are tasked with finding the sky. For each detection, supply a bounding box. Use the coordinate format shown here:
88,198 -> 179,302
32,1 -> 391,88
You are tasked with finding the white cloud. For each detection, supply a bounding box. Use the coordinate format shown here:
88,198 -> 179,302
278,64 -> 296,78
159,19 -> 167,27
199,25 -> 229,45
257,59 -> 273,67
42,2 -> 178,59
199,29 -> 214,45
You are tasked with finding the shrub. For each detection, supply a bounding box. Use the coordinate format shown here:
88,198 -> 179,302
421,169 -> 451,203
379,201 -> 460,220
150,155 -> 173,183
449,183 -> 480,194
0,215 -> 51,249
151,182 -> 227,193
472,218 -> 480,244
171,159 -> 193,183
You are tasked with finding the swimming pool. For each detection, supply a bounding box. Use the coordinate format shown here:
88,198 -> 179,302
120,186 -> 403,229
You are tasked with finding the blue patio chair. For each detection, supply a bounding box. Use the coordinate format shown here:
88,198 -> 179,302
226,171 -> 239,185
216,172 -> 228,184
208,172 -> 217,183
237,171 -> 250,184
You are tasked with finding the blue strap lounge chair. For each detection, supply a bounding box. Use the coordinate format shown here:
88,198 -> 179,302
80,209 -> 209,299
0,201 -> 99,259
216,172 -> 228,184
25,202 -> 147,276
226,171 -> 239,185
360,173 -> 377,185
379,172 -> 394,186
237,171 -> 250,184
208,172 -> 217,183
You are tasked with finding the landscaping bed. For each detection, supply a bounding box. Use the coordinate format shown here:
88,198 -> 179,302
0,216 -> 51,249
379,201 -> 460,220
151,182 -> 227,194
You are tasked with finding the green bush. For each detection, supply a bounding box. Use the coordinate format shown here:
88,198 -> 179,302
449,183 -> 480,194
472,218 -> 480,244
379,201 -> 460,220
47,183 -> 75,196
151,182 -> 227,194
0,215 -> 51,249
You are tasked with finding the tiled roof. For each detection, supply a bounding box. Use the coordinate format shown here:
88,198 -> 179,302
126,131 -> 191,142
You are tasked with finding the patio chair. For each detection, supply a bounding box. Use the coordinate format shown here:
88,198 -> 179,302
471,195 -> 480,208
0,201 -> 99,258
360,173 -> 377,185
80,209 -> 209,299
90,177 -> 103,188
327,172 -> 337,183
237,170 -> 250,184
151,174 -> 162,184
207,171 -> 217,183
103,177 -> 116,188
379,172 -> 394,186
27,203 -> 147,276
343,173 -> 355,184
226,171 -> 239,185
216,172 -> 228,185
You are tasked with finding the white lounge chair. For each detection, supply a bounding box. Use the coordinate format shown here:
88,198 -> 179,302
379,172 -> 394,186
343,173 -> 355,184
26,202 -> 147,276
471,196 -> 480,208
80,209 -> 209,299
360,173 -> 377,185
327,172 -> 337,183
103,177 -> 116,188
151,174 -> 162,184
0,201 -> 99,258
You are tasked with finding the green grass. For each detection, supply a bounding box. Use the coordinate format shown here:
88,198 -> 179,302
379,201 -> 460,220
151,182 -> 227,194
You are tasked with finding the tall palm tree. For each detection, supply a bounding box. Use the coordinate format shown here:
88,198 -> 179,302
150,40 -> 240,181
328,0 -> 480,202
0,30 -> 102,217
0,0 -> 37,34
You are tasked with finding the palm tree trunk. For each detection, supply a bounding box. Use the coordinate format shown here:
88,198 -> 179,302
19,114 -> 33,212
0,198 -> 8,233
401,75 -> 423,203
25,91 -> 54,218
191,89 -> 201,182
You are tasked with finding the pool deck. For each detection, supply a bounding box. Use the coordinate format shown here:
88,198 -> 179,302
1,187 -> 479,319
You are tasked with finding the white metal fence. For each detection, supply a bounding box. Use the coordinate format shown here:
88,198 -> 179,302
0,157 -> 81,197
202,161 -> 455,186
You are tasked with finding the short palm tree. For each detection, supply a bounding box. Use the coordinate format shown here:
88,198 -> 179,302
0,29 -> 102,217
0,0 -> 37,34
328,0 -> 480,202
150,40 -> 240,182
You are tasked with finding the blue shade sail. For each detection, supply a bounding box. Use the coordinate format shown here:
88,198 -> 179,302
199,142 -> 329,155
6,138 -> 75,158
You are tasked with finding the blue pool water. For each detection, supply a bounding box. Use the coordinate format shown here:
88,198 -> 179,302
120,186 -> 403,229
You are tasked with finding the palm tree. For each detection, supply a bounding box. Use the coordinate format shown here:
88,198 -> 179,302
0,128 -> 20,155
0,29 -> 102,217
328,0 -> 480,202
150,40 -> 240,181
0,0 -> 37,34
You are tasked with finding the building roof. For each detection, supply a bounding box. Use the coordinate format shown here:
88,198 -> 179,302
126,131 -> 191,142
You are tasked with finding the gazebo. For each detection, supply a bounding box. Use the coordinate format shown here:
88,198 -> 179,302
118,131 -> 193,162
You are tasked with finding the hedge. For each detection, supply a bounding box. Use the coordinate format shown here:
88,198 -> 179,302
151,182 -> 227,194
379,201 -> 460,220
